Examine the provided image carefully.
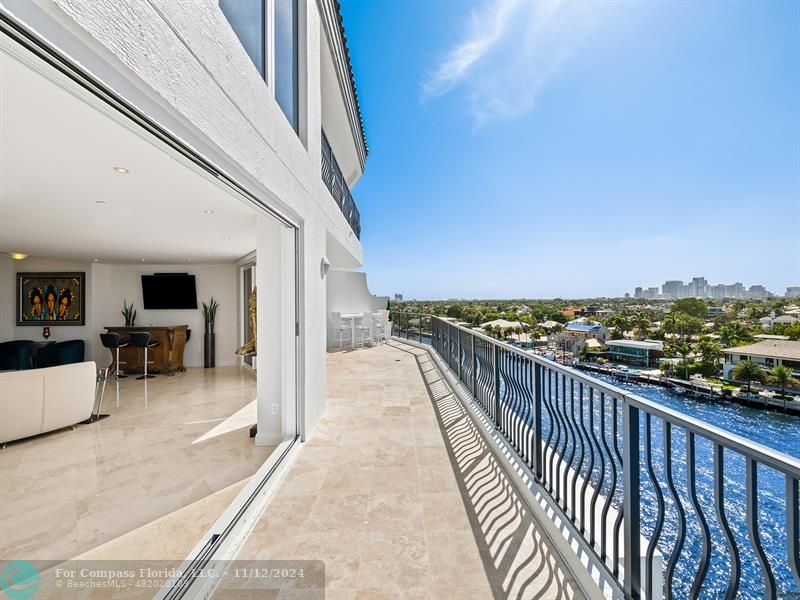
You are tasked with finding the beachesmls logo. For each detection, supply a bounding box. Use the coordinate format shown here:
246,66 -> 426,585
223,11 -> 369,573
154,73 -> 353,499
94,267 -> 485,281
0,561 -> 40,600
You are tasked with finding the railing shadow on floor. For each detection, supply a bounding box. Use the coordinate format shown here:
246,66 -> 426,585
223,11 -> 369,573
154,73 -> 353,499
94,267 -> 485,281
388,341 -> 584,600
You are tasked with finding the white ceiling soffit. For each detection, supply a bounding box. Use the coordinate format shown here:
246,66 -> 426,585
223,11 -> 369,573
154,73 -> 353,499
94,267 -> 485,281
0,44 -> 258,264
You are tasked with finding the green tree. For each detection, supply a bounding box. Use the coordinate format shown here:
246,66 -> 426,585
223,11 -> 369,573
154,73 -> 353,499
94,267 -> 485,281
732,360 -> 764,397
697,337 -> 722,370
632,313 -> 651,340
719,322 -> 753,347
672,298 -> 708,319
768,365 -> 799,410
446,304 -> 463,319
661,312 -> 681,336
784,322 -> 800,341
606,315 -> 629,340
669,340 -> 695,379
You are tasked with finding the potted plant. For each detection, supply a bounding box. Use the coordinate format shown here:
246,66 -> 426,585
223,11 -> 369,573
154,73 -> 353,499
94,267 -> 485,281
202,297 -> 219,368
122,300 -> 137,327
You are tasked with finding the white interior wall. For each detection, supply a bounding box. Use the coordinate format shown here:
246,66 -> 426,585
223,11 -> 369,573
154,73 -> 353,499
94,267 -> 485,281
90,263 -> 238,368
0,256 -> 238,368
2,256 -> 94,349
0,255 -> 17,341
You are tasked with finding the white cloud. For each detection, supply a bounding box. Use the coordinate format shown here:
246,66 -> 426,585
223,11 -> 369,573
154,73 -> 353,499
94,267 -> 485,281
421,0 -> 608,126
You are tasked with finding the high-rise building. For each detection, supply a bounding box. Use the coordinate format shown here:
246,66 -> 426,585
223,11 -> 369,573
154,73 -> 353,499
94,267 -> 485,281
748,285 -> 772,299
394,293 -> 404,302
786,287 -> 800,299
633,277 -> 763,299
690,277 -> 709,298
662,280 -> 683,299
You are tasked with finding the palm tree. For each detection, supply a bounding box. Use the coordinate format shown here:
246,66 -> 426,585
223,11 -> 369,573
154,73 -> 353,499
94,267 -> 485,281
732,360 -> 764,398
768,365 -> 799,410
662,312 -> 680,336
633,313 -> 651,340
670,340 -> 695,380
719,322 -> 753,347
607,315 -> 629,339
697,338 -> 722,371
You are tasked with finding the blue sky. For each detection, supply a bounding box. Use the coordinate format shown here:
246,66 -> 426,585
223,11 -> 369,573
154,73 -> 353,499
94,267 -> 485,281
340,0 -> 800,300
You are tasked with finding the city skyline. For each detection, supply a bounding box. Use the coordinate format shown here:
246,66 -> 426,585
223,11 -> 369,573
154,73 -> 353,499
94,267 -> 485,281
631,276 -> 800,300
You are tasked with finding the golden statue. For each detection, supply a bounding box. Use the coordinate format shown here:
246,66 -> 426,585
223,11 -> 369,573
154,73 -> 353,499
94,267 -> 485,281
236,287 -> 257,356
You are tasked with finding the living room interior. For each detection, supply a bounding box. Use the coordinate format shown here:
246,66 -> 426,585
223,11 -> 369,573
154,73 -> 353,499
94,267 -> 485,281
0,38 -> 298,561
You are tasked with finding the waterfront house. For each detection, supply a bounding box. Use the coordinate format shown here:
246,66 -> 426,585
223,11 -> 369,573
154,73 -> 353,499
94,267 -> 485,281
605,339 -> 665,367
550,320 -> 609,353
722,339 -> 800,378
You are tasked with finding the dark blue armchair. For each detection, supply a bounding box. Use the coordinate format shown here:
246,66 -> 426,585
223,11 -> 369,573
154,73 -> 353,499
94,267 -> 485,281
0,340 -> 34,370
35,340 -> 85,369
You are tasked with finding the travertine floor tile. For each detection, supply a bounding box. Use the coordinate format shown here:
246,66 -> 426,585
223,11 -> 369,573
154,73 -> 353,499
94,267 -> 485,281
236,343 -> 583,599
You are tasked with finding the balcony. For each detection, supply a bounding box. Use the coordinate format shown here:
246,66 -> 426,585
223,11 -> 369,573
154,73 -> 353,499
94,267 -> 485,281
237,342 -> 582,598
322,130 -> 361,239
389,313 -> 800,599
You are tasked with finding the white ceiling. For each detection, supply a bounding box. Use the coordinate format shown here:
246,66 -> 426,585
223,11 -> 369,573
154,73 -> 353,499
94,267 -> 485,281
0,46 -> 258,264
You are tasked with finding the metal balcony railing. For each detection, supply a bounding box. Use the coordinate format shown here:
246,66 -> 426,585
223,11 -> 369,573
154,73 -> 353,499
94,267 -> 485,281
390,312 -> 800,600
321,130 -> 360,239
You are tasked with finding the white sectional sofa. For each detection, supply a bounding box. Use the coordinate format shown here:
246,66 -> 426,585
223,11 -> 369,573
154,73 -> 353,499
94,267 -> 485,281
0,361 -> 96,444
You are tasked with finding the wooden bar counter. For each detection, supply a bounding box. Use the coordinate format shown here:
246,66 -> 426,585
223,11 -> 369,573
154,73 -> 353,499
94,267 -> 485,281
105,325 -> 189,374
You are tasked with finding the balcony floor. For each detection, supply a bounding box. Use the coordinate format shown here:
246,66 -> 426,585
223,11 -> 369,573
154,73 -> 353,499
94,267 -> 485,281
237,342 -> 583,599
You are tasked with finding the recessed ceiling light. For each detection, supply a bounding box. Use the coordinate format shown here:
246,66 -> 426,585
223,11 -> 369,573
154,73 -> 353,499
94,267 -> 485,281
95,200 -> 107,205
113,166 -> 129,174
141,258 -> 146,262
221,237 -> 230,241
8,252 -> 27,260
204,209 -> 215,215
93,258 -> 99,262
187,258 -> 192,262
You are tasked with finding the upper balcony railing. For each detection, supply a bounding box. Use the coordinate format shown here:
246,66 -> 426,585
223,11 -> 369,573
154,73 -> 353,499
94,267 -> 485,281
391,312 -> 800,600
321,130 -> 360,239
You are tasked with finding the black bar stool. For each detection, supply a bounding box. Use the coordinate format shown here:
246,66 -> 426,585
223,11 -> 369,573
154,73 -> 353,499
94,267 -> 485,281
100,332 -> 129,379
129,331 -> 160,380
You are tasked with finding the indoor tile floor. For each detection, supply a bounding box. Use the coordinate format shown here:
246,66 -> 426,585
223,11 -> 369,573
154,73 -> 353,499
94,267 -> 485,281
0,366 -> 272,561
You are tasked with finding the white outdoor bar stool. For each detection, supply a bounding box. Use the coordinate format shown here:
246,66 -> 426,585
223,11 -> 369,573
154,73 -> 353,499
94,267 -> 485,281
372,311 -> 388,344
356,312 -> 373,347
330,312 -> 353,349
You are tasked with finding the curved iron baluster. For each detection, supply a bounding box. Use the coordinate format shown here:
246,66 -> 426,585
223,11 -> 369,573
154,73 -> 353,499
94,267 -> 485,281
573,382 -> 588,531
520,357 -> 533,464
713,443 -> 740,600
599,392 -> 617,566
545,369 -> 559,498
686,431 -> 711,597
508,354 -> 524,452
745,457 -> 777,599
663,422 -> 687,600
476,339 -> 491,414
788,476 -> 800,591
644,413 -> 665,600
786,475 -> 800,586
554,374 -> 570,509
562,378 -> 578,522
580,386 -> 597,541
612,396 -> 625,579
592,391 -> 608,552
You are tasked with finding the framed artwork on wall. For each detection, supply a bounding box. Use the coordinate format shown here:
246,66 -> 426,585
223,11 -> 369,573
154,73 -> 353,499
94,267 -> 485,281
16,272 -> 85,326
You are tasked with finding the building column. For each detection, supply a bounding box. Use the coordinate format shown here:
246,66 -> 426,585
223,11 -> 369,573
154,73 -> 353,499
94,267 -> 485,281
255,214 -> 296,446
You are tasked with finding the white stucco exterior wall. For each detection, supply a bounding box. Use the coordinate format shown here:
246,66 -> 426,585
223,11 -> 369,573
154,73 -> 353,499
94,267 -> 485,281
0,0 -> 367,438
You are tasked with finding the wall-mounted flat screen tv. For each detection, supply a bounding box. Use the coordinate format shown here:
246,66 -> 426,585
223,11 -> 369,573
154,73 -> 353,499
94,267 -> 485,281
141,274 -> 198,309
